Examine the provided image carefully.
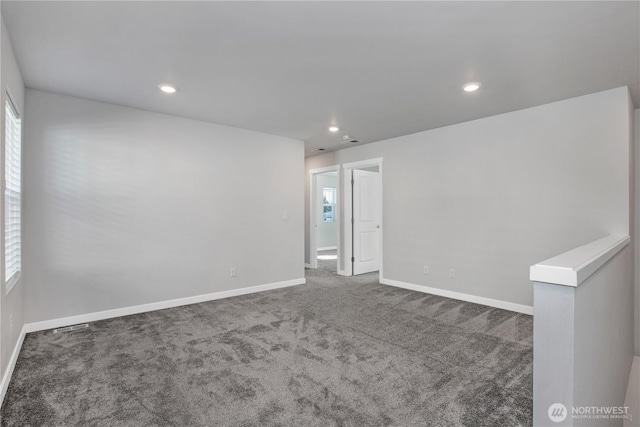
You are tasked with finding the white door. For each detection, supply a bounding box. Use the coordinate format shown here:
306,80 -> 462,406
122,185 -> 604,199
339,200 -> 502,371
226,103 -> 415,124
353,169 -> 381,275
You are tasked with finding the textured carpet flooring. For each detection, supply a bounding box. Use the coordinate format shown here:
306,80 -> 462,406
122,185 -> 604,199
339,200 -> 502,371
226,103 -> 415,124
317,249 -> 337,272
1,267 -> 532,426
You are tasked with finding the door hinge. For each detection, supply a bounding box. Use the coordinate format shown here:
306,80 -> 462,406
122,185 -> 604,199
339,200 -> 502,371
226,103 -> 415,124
351,218 -> 354,224
351,257 -> 355,262
351,179 -> 354,185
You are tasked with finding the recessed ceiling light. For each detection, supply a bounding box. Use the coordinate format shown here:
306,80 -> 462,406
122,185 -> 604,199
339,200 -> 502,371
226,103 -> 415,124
317,148 -> 326,151
462,82 -> 481,92
328,126 -> 340,132
159,84 -> 177,94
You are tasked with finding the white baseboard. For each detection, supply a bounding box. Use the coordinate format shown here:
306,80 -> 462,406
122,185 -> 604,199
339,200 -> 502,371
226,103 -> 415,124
337,269 -> 349,276
2,278 -> 305,406
304,263 -> 312,268
379,277 -> 533,315
317,246 -> 337,251
24,278 -> 306,334
0,325 -> 26,405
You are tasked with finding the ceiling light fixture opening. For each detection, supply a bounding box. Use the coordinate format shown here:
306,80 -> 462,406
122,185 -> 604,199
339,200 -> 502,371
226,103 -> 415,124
317,148 -> 326,151
462,82 -> 481,92
328,126 -> 340,132
159,84 -> 177,94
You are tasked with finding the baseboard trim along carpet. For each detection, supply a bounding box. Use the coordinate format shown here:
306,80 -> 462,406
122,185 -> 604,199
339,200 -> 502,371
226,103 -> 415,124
23,278 -> 306,334
0,326 -> 27,406
3,269 -> 533,425
2,278 -> 307,407
379,277 -> 534,315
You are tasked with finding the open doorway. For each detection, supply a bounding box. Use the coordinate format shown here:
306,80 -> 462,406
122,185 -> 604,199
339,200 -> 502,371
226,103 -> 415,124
309,165 -> 341,274
342,158 -> 383,278
316,172 -> 338,272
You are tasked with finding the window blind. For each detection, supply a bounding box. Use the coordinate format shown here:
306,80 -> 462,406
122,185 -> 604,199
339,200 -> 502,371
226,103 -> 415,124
5,97 -> 21,288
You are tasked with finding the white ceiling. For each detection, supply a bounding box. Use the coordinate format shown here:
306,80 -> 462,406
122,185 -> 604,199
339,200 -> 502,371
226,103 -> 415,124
2,1 -> 639,157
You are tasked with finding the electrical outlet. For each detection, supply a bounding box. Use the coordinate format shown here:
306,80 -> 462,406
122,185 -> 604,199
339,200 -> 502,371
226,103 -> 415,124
423,265 -> 429,274
449,268 -> 456,279
230,267 -> 237,278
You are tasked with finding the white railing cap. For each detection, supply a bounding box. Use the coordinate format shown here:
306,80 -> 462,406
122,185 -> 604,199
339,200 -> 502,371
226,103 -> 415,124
530,235 -> 630,287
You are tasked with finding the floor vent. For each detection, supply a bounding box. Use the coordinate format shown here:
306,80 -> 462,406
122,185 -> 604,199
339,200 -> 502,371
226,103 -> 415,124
53,323 -> 90,334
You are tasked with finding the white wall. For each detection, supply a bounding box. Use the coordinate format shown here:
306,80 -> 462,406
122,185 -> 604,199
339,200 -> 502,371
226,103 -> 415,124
573,245 -> 634,426
306,87 -> 632,308
635,108 -> 639,356
23,89 -> 304,324
0,14 -> 25,381
316,174 -> 337,249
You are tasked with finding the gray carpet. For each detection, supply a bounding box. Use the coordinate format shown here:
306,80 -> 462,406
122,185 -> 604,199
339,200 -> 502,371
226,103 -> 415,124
317,249 -> 337,272
1,267 -> 532,426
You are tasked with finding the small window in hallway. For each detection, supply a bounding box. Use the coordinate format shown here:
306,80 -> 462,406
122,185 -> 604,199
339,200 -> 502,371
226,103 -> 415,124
323,187 -> 336,222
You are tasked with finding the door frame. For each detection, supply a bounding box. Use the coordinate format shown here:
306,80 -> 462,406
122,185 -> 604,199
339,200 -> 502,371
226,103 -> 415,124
342,158 -> 383,278
309,165 -> 341,271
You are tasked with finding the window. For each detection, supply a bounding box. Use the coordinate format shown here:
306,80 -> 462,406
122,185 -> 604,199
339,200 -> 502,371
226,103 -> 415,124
5,96 -> 21,291
322,187 -> 336,222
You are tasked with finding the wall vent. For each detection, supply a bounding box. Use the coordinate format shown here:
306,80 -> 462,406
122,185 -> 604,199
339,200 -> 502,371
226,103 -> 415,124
53,323 -> 90,334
